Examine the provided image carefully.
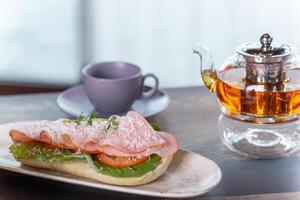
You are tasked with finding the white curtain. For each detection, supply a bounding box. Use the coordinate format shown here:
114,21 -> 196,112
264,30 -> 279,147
0,0 -> 81,86
88,0 -> 300,88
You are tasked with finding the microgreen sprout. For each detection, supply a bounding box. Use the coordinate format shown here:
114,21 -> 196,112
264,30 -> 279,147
87,111 -> 98,125
66,111 -> 99,125
104,116 -> 119,132
75,112 -> 84,125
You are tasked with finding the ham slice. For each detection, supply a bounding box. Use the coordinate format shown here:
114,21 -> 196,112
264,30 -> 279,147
101,112 -> 165,154
9,111 -> 178,157
10,130 -> 35,143
100,131 -> 178,157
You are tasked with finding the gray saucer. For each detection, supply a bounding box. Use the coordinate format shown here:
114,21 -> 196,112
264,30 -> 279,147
56,85 -> 169,118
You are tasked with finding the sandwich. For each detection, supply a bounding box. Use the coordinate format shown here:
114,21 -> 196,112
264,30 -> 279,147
8,111 -> 178,186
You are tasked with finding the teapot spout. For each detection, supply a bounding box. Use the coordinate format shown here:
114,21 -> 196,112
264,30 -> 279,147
193,44 -> 217,93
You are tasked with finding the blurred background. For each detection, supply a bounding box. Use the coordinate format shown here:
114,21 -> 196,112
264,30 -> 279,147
1,0 -> 300,93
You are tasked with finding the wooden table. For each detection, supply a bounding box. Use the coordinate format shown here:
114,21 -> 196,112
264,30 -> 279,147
0,87 -> 300,200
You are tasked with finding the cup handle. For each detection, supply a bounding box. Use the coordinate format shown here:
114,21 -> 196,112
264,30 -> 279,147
140,73 -> 159,99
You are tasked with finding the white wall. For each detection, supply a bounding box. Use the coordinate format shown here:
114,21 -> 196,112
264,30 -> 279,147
89,0 -> 300,88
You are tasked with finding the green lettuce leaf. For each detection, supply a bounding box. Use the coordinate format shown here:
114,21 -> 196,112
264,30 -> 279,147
9,142 -> 161,177
150,123 -> 161,131
9,142 -> 86,162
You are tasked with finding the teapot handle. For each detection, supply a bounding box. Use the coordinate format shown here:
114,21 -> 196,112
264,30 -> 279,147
193,43 -> 215,75
193,43 -> 217,93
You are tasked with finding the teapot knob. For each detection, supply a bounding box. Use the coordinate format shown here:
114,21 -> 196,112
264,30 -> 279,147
260,33 -> 273,52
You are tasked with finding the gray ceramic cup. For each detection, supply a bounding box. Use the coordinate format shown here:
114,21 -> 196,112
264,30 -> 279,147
82,61 -> 159,114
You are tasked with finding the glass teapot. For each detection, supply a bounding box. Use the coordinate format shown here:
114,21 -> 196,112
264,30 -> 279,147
193,33 -> 300,158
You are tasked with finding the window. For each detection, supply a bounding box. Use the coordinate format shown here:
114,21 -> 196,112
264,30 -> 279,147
1,0 -> 300,88
0,0 -> 81,86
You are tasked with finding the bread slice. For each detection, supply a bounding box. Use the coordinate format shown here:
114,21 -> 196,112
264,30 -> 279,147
17,155 -> 173,186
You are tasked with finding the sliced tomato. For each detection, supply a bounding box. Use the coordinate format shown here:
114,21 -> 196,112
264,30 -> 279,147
96,153 -> 148,168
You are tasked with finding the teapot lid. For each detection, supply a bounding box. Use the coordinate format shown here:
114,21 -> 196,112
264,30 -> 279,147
236,34 -> 297,85
236,33 -> 294,59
